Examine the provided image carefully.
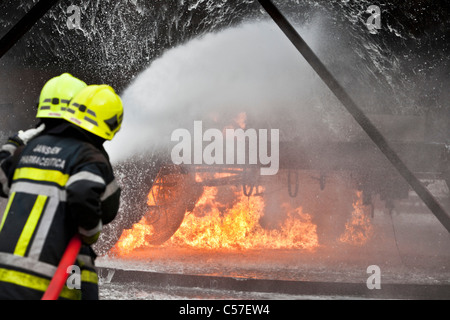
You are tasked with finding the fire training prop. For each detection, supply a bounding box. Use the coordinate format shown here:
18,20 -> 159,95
257,0 -> 450,233
41,234 -> 82,300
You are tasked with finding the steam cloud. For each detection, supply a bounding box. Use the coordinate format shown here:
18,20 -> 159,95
106,20 -> 353,163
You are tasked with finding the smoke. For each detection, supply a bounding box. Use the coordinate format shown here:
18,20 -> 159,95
105,19 -> 356,163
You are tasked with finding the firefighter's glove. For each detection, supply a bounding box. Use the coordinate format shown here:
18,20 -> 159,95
18,124 -> 46,145
7,124 -> 46,147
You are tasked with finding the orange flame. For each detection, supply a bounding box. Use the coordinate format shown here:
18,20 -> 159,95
339,191 -> 374,246
167,187 -> 319,250
234,112 -> 247,129
114,219 -> 155,255
113,185 -> 320,255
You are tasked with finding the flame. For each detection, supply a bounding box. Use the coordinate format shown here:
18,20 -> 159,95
167,187 -> 319,250
113,175 -> 374,256
113,184 -> 320,256
113,219 -> 155,255
339,191 -> 374,246
234,112 -> 247,129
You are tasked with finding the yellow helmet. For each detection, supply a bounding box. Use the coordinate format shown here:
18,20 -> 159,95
37,73 -> 87,119
62,85 -> 124,141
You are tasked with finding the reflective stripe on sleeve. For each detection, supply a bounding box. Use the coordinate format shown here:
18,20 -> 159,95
1,144 -> 17,155
101,179 -> 119,201
66,171 -> 106,187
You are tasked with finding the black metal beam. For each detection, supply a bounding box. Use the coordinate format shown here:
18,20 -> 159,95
257,0 -> 450,233
0,0 -> 60,60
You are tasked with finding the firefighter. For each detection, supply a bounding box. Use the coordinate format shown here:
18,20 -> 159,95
0,84 -> 123,300
0,72 -> 89,299
34,73 -> 101,300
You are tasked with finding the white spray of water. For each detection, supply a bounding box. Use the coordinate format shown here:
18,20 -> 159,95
106,20 -> 354,164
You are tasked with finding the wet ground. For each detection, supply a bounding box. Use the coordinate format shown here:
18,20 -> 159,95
96,207 -> 450,300
99,281 -> 365,300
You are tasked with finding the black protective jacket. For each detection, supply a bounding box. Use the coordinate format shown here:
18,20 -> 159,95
0,123 -> 120,300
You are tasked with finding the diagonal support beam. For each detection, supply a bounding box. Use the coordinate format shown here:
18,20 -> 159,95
258,0 -> 450,232
0,0 -> 60,60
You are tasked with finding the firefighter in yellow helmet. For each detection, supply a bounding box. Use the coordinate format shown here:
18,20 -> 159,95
1,73 -> 87,155
0,84 -> 123,300
36,73 -> 87,122
62,84 -> 124,141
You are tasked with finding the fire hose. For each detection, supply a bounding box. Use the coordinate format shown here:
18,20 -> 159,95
41,234 -> 82,300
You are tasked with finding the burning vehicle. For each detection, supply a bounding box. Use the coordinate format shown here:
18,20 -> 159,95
96,112 -> 449,256
89,2 -> 449,257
